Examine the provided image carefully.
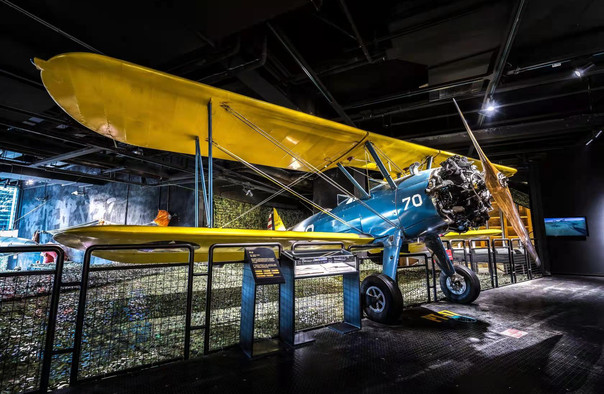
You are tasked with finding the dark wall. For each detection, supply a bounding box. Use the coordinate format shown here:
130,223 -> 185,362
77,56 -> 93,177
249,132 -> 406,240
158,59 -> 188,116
538,137 -> 604,276
15,181 -> 304,268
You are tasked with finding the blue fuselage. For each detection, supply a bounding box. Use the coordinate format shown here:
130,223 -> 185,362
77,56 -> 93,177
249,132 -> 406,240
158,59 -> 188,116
292,169 -> 448,242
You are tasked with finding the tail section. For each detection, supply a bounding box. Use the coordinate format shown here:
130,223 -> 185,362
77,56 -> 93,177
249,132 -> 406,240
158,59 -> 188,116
267,208 -> 286,231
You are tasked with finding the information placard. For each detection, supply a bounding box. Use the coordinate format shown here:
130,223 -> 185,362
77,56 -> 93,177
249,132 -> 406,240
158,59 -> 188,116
244,247 -> 285,285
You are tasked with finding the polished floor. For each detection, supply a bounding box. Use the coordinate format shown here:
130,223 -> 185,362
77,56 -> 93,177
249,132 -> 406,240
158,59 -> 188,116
59,275 -> 604,393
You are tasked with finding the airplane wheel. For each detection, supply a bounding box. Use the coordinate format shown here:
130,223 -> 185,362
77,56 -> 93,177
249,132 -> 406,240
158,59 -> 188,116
440,264 -> 481,304
361,274 -> 403,324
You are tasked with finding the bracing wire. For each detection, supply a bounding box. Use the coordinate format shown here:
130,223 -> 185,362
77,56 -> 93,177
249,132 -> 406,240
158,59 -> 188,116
372,143 -> 405,175
221,170 -> 316,228
221,104 -> 398,228
213,141 -> 367,234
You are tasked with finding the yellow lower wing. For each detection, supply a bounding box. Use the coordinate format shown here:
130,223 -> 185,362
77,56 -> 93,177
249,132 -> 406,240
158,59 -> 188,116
440,229 -> 502,240
54,226 -> 373,264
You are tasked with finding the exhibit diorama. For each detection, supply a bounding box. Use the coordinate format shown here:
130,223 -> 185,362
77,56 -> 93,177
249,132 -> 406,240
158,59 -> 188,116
0,0 -> 603,393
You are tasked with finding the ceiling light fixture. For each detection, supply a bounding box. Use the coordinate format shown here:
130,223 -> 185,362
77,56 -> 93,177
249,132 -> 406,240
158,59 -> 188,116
596,130 -> 602,139
585,139 -> 593,146
25,179 -> 34,186
573,63 -> 595,78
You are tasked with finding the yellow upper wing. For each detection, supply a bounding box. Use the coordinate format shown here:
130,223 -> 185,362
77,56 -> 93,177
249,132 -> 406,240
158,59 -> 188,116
54,225 -> 372,264
34,53 -> 516,177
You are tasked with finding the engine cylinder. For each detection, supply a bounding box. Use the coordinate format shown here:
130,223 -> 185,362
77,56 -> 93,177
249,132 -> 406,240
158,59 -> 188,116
426,156 -> 492,233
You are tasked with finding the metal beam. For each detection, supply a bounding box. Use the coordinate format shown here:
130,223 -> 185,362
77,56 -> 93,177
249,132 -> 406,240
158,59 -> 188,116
0,161 -> 106,186
476,0 -> 526,126
29,146 -> 103,167
338,0 -> 372,63
267,23 -> 356,126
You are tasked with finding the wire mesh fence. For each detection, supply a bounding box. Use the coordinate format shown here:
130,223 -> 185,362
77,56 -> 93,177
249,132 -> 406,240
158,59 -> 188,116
76,264 -> 190,381
0,246 -> 64,394
1,239 -> 546,393
295,276 -> 344,331
468,240 -> 496,291
208,262 -> 244,352
0,271 -> 54,393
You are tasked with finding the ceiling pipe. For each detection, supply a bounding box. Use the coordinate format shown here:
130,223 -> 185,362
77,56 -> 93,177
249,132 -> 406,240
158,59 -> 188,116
476,0 -> 526,126
0,68 -> 44,89
349,65 -> 604,123
29,147 -> 103,168
267,23 -> 356,126
344,75 -> 488,110
0,103 -> 66,124
373,0 -> 497,45
338,0 -> 372,63
198,36 -> 267,84
387,85 -> 604,128
0,0 -> 103,54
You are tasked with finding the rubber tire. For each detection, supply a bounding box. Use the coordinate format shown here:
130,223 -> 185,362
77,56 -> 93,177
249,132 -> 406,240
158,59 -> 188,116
361,274 -> 404,324
439,264 -> 481,304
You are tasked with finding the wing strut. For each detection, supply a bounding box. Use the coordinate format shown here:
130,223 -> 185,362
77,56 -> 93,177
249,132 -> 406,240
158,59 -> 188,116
194,137 -> 210,227
337,163 -> 370,199
365,141 -> 396,189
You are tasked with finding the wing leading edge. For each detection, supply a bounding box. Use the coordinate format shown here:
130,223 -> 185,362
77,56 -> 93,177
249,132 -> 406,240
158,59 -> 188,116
54,226 -> 373,264
34,53 -> 516,177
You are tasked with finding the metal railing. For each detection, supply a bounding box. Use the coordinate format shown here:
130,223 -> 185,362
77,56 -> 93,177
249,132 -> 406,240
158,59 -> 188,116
0,245 -> 64,394
0,237 -> 545,392
71,243 -> 195,384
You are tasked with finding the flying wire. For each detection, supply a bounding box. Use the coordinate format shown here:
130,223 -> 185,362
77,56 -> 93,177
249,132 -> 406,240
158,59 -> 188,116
212,141 -> 367,234
221,104 -> 398,228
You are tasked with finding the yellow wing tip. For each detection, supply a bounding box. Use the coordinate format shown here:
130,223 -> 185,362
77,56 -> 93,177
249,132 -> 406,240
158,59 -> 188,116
33,57 -> 46,71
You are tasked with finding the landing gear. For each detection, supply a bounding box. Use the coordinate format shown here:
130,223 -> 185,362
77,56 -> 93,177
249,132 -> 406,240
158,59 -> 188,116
361,274 -> 403,324
439,264 -> 481,304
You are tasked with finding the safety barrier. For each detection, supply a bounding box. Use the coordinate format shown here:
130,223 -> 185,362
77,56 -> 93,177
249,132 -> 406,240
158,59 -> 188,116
0,245 -> 64,394
0,237 -> 544,392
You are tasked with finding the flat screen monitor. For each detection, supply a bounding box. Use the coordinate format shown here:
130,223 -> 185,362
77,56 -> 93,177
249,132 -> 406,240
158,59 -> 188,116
544,217 -> 588,237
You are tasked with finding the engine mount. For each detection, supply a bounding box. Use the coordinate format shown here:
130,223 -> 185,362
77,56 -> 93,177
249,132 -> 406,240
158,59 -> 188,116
426,156 -> 492,233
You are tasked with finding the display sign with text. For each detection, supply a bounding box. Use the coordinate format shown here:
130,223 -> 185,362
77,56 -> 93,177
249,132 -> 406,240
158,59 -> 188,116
244,247 -> 285,285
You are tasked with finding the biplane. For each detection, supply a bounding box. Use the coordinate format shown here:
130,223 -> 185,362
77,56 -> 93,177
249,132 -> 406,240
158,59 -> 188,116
33,53 -> 539,323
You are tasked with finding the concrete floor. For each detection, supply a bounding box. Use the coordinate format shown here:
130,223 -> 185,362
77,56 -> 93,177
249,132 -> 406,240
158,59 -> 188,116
59,275 -> 604,393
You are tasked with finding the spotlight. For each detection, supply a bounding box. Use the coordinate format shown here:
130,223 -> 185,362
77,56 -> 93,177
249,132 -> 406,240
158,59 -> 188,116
573,63 -> 594,78
482,101 -> 497,115
244,188 -> 253,197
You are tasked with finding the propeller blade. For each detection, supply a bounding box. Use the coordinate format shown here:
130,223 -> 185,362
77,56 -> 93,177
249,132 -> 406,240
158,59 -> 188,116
452,99 -> 541,266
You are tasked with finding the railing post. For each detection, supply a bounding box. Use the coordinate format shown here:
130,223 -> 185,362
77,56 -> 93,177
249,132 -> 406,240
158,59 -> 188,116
184,245 -> 195,359
40,246 -> 65,392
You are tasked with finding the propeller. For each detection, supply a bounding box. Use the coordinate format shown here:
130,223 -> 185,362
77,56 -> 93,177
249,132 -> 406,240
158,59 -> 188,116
452,98 -> 541,266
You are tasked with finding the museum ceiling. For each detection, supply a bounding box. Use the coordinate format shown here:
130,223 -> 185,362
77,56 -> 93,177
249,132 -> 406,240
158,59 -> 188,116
1,0 -> 603,201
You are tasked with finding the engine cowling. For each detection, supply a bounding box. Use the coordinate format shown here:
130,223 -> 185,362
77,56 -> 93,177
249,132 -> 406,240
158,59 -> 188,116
426,156 -> 492,233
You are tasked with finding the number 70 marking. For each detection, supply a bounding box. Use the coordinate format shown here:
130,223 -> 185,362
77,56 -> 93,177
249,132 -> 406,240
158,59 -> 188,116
402,194 -> 423,210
